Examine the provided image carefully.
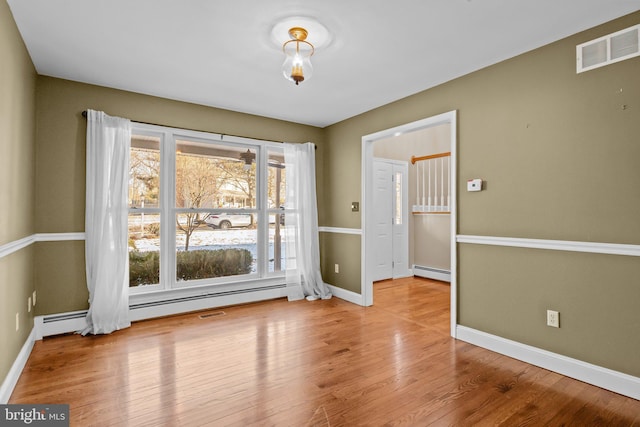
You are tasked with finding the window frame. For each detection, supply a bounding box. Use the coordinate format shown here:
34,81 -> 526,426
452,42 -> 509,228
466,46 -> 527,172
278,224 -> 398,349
128,122 -> 287,300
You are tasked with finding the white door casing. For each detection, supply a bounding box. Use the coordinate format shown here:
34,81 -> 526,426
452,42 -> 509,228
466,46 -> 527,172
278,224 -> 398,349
362,110 -> 458,338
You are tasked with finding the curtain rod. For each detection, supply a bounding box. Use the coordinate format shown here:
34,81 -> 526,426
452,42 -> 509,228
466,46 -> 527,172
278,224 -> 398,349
80,110 -> 294,145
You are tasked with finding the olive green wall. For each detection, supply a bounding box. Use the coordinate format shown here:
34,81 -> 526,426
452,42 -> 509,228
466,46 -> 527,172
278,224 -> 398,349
33,241 -> 87,315
34,76 -> 326,315
459,244 -> 640,376
321,233 -> 361,293
323,11 -> 640,376
0,0 -> 36,390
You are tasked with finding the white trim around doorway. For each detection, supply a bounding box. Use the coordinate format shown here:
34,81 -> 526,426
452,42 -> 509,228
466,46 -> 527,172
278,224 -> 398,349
361,110 -> 458,338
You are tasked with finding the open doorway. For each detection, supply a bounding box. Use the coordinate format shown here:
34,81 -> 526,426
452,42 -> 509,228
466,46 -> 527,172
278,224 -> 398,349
361,111 -> 458,338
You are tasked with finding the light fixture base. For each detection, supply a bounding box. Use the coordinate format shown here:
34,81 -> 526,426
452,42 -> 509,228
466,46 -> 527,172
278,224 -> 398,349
288,27 -> 308,41
270,17 -> 331,50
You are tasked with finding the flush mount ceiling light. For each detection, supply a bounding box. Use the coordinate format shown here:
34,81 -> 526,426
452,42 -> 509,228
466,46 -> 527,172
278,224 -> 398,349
271,17 -> 331,86
282,27 -> 314,85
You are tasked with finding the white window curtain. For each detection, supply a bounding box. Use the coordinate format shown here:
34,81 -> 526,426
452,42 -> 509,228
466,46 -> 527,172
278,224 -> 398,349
283,142 -> 332,301
82,110 -> 132,335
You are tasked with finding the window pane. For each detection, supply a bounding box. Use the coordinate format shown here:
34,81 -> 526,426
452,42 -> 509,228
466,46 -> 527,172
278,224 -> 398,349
268,219 -> 287,273
268,150 -> 286,208
130,135 -> 160,208
129,213 -> 160,286
268,149 -> 287,273
176,213 -> 257,281
176,139 -> 257,209
395,171 -> 402,225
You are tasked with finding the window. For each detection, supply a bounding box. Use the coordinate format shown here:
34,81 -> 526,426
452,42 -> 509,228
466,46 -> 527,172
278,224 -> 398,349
128,124 -> 287,294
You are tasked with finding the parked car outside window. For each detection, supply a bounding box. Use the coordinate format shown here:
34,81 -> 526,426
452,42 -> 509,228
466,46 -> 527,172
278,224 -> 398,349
205,213 -> 252,229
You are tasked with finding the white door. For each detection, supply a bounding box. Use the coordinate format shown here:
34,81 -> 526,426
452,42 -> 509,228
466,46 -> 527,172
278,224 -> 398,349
372,159 -> 409,281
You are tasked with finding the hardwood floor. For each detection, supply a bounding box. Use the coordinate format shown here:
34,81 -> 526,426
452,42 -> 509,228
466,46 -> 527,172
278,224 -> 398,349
10,277 -> 640,426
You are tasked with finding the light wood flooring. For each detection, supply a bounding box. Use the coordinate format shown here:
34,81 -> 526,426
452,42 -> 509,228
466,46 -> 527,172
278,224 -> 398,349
10,277 -> 640,426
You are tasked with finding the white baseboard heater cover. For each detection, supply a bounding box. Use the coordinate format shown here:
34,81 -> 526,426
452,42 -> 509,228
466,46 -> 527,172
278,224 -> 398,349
38,284 -> 286,338
413,265 -> 451,282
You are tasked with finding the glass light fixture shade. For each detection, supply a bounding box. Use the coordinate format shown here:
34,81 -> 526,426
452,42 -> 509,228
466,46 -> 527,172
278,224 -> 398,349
282,33 -> 314,85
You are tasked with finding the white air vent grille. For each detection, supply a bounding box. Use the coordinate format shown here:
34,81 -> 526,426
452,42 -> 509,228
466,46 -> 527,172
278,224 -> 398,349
577,24 -> 640,73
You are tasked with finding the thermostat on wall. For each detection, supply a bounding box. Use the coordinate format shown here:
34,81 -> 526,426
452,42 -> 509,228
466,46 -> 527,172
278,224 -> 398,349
467,178 -> 482,192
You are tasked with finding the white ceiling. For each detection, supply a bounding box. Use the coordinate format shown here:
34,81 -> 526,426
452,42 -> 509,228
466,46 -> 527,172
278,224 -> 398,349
7,0 -> 640,128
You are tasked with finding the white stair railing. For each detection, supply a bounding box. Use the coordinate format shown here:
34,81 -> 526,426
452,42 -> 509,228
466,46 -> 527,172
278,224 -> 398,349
410,152 -> 451,214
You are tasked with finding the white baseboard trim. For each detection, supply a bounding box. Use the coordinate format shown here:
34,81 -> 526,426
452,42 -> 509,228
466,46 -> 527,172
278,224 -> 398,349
328,284 -> 363,306
456,325 -> 640,400
392,273 -> 414,280
0,327 -> 36,404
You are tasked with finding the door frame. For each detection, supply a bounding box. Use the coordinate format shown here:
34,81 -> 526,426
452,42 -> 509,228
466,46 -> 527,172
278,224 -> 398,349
361,110 -> 458,338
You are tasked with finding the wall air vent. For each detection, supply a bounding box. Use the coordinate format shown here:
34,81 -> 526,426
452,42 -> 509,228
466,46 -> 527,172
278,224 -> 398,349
577,24 -> 640,73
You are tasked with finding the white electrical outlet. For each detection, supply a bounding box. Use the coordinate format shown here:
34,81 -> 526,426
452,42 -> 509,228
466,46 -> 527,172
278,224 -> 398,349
16,313 -> 20,331
33,290 -> 36,306
547,310 -> 560,328
335,264 -> 339,273
28,297 -> 32,312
